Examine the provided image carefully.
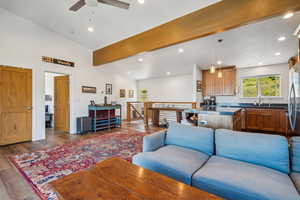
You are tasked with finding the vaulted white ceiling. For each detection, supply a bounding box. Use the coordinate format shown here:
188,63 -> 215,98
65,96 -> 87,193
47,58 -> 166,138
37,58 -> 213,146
0,0 -> 221,50
102,11 -> 300,80
1,1 -> 299,81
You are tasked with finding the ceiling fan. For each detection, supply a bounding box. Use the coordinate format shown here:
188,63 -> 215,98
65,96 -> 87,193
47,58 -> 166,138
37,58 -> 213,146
69,0 -> 130,12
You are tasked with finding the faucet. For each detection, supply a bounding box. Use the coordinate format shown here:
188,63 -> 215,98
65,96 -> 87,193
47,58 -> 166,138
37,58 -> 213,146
258,96 -> 263,106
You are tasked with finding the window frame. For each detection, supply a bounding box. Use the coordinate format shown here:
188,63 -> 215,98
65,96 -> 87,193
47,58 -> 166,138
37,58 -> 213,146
240,74 -> 282,98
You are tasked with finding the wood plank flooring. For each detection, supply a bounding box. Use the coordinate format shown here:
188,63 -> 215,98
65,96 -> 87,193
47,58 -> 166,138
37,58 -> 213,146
0,121 -> 162,200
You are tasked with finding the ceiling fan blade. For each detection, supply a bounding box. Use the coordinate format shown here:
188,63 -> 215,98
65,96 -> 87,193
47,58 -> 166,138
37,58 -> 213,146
98,0 -> 130,10
69,0 -> 86,11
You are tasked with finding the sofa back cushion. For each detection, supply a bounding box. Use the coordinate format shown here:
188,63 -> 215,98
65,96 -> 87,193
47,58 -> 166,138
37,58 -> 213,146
215,129 -> 289,174
291,137 -> 300,172
165,122 -> 214,155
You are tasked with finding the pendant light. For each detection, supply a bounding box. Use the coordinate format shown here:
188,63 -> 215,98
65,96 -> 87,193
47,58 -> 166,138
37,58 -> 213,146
218,70 -> 223,78
210,65 -> 216,73
216,39 -> 223,78
210,43 -> 216,74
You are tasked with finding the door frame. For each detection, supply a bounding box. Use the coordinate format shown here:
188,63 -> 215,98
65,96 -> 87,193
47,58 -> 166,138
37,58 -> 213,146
44,70 -> 72,134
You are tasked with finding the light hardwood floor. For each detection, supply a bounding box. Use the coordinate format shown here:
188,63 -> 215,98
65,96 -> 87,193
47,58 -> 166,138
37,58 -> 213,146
0,121 -> 162,200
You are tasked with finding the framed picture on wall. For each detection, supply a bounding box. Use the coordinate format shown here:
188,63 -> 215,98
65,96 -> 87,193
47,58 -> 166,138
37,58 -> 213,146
128,90 -> 134,98
105,83 -> 112,95
82,86 -> 96,93
120,89 -> 126,98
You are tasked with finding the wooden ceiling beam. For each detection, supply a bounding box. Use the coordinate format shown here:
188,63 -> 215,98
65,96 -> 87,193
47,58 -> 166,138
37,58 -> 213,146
93,0 -> 300,66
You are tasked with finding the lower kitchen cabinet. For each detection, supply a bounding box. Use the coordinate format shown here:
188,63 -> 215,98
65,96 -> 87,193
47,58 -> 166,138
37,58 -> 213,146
245,108 -> 288,135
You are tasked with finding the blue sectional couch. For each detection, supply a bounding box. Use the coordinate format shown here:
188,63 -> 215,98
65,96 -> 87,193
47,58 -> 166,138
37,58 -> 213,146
133,122 -> 300,200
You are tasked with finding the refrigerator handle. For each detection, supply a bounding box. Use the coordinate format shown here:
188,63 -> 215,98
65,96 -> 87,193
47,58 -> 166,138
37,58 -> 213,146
288,84 -> 296,131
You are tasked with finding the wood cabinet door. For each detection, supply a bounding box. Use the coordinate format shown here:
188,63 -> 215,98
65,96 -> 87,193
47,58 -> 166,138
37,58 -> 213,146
258,111 -> 276,131
222,68 -> 236,96
203,70 -> 213,96
246,109 -> 260,130
202,67 -> 236,96
0,66 -> 32,145
54,76 -> 70,132
214,71 -> 223,96
276,110 -> 288,134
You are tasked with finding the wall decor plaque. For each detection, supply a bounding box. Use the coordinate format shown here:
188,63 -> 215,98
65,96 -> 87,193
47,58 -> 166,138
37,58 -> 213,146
82,86 -> 97,93
42,56 -> 75,67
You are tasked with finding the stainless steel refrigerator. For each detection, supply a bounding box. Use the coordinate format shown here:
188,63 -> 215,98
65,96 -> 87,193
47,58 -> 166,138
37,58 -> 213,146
288,62 -> 300,136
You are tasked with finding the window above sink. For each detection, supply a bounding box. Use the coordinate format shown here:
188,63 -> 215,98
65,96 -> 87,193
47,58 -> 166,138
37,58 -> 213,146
241,75 -> 281,98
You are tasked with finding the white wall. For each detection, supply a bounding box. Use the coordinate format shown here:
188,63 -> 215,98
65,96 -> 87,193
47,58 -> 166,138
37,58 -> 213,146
216,63 -> 289,104
0,8 -> 137,140
137,74 -> 193,102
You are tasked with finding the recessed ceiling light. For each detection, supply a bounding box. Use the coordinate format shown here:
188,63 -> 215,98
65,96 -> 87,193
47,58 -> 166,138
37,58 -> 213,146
178,48 -> 184,53
278,36 -> 286,41
138,58 -> 143,62
137,0 -> 145,4
217,61 -> 222,65
283,12 -> 294,19
88,27 -> 94,32
258,62 -> 263,66
166,72 -> 171,76
275,52 -> 281,56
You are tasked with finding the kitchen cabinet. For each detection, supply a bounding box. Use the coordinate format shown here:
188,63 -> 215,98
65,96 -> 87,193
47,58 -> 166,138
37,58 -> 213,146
245,108 -> 288,134
202,67 -> 236,96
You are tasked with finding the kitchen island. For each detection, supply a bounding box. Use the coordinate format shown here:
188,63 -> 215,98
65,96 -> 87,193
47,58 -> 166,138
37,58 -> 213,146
184,107 -> 242,131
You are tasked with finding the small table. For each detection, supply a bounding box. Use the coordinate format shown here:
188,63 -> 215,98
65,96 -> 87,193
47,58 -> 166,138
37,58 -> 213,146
50,157 -> 223,200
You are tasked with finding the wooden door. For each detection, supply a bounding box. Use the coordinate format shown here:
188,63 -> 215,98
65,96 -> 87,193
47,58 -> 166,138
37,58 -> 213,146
222,68 -> 236,96
0,66 -> 32,145
54,76 -> 70,132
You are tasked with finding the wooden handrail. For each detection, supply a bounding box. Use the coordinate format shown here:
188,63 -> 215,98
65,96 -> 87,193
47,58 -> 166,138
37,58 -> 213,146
127,101 -> 197,126
130,104 -> 144,120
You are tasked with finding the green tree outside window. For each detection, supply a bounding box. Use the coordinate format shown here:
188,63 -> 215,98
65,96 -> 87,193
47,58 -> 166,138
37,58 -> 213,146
242,75 -> 280,98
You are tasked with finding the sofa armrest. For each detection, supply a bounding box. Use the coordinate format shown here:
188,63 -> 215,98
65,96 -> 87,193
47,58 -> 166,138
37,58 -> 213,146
143,130 -> 166,152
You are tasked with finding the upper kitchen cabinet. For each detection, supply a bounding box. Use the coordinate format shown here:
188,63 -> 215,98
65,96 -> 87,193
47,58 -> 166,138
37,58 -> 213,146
202,66 -> 236,96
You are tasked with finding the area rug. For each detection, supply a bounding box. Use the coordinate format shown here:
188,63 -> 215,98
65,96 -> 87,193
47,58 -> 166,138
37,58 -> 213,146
9,131 -> 146,200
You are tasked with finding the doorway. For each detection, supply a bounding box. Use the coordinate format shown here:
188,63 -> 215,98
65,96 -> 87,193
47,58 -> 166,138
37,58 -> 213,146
45,72 -> 70,133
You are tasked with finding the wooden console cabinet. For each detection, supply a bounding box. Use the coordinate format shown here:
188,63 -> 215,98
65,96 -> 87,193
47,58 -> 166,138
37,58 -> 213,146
245,108 -> 288,134
202,67 -> 236,96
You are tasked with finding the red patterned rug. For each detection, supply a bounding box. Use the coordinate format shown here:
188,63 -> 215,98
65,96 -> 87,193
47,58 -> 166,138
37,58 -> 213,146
9,131 -> 146,200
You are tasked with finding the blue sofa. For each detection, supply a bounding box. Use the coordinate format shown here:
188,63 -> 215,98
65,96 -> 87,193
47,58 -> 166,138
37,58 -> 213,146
291,137 -> 300,194
133,122 -> 300,200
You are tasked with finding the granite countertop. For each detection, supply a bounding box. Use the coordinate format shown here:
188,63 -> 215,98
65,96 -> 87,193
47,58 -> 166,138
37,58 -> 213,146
201,103 -> 288,110
184,107 -> 242,116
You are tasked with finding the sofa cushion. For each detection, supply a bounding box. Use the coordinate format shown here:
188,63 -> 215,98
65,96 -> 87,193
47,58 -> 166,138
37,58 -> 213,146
132,145 -> 209,185
143,131 -> 166,152
291,137 -> 300,173
291,172 -> 300,194
165,122 -> 214,155
192,156 -> 299,200
215,129 -> 289,174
